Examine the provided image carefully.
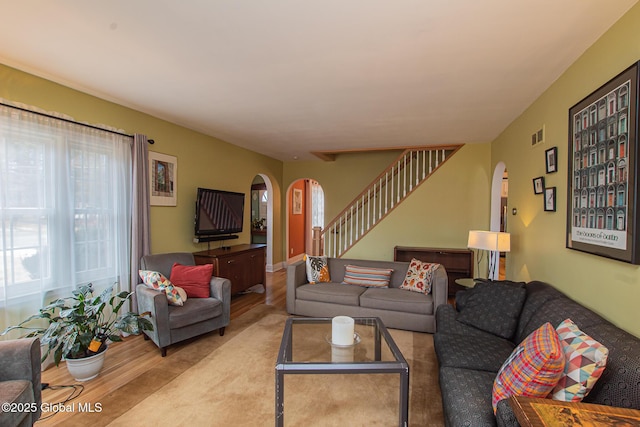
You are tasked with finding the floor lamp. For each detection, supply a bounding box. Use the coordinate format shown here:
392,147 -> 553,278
467,230 -> 511,280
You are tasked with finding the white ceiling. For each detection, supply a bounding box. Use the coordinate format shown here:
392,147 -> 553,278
0,1 -> 637,161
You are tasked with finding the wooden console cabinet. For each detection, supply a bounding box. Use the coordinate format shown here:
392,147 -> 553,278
394,246 -> 473,297
193,244 -> 266,295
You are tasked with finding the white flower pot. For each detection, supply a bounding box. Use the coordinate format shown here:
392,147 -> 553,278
65,348 -> 107,381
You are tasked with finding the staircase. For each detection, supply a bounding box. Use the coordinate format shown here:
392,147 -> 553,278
322,145 -> 462,258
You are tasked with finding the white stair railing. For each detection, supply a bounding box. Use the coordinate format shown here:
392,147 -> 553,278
322,145 -> 461,258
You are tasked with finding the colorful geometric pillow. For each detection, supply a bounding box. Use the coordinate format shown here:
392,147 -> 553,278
304,255 -> 331,284
139,270 -> 184,306
399,258 -> 439,294
342,264 -> 393,288
169,263 -> 213,298
492,322 -> 565,413
551,318 -> 609,402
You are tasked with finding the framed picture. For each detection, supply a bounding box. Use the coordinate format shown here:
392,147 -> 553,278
545,147 -> 558,173
149,151 -> 177,206
544,187 -> 556,212
292,188 -> 302,215
533,176 -> 545,195
566,61 -> 640,264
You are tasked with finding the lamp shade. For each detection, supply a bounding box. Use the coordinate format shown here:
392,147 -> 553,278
467,230 -> 511,252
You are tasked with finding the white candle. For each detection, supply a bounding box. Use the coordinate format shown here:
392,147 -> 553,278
332,316 -> 355,346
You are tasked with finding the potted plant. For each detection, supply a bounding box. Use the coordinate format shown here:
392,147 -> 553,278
252,217 -> 266,230
2,283 -> 152,381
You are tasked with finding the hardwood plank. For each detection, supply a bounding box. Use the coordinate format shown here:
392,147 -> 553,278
37,269 -> 287,426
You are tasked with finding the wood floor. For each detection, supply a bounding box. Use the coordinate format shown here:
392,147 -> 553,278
37,269 -> 288,426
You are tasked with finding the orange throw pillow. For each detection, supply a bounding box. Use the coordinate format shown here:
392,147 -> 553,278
169,263 -> 213,298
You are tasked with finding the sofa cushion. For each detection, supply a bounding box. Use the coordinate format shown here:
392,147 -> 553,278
579,322 -> 640,409
304,254 -> 331,284
515,281 -> 564,342
168,297 -> 222,329
492,322 -> 565,413
518,296 -> 606,343
296,283 -> 366,306
342,264 -> 393,288
436,304 -> 502,339
399,258 -> 439,294
457,281 -> 526,339
439,367 -> 498,427
360,288 -> 433,315
170,263 -> 213,298
434,333 -> 515,373
0,380 -> 34,427
551,318 -> 609,402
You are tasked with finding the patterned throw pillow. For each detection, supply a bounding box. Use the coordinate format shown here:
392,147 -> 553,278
492,322 -> 565,413
139,270 -> 184,306
551,318 -> 609,402
399,258 -> 439,294
342,264 -> 393,288
304,255 -> 331,284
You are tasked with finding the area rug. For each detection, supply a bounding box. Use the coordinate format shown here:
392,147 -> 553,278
65,305 -> 444,426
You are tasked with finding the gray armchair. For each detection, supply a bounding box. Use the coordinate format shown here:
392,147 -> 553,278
0,337 -> 41,427
136,252 -> 231,357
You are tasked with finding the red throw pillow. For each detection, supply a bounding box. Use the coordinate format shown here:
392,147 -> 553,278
169,263 -> 213,298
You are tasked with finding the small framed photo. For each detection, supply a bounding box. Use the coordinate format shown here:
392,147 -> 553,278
544,187 -> 556,212
292,188 -> 302,215
532,176 -> 545,195
149,151 -> 177,206
545,146 -> 558,174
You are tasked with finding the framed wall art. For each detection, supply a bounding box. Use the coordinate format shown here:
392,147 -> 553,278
533,176 -> 545,195
149,151 -> 177,206
545,147 -> 558,173
544,187 -> 556,212
566,61 -> 640,264
292,188 -> 302,215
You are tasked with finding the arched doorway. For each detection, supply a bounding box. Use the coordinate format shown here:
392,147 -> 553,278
286,179 -> 325,262
490,162 -> 508,280
250,174 -> 275,271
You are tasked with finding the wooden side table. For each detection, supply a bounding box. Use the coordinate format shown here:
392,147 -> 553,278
509,395 -> 640,426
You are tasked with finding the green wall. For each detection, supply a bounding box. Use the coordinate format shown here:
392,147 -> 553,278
0,63 -> 285,265
283,144 -> 492,261
491,3 -> 640,337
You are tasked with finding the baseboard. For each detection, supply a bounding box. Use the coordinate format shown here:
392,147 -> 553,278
266,262 -> 285,272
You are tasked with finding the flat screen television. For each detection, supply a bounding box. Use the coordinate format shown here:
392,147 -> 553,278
194,187 -> 245,236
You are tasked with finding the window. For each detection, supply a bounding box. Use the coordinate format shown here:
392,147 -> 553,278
0,105 -> 132,308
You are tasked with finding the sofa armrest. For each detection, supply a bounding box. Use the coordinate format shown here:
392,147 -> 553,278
0,337 -> 42,422
136,284 -> 171,346
432,265 -> 449,325
286,260 -> 307,314
210,276 -> 232,325
495,399 -> 520,427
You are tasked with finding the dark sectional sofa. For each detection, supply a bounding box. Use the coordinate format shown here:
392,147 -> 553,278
434,280 -> 640,427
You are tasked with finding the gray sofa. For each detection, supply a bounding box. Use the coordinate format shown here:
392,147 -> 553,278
0,337 -> 41,427
434,280 -> 640,427
286,257 -> 448,333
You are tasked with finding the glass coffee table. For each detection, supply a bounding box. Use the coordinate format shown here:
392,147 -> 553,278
275,317 -> 409,426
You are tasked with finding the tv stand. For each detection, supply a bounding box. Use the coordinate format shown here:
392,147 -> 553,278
193,244 -> 266,295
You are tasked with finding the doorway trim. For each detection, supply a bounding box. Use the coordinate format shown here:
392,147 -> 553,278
256,173 -> 275,272
489,161 -> 507,279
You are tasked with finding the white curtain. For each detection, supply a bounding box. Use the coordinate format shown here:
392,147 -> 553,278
0,102 -> 133,337
304,180 -> 325,255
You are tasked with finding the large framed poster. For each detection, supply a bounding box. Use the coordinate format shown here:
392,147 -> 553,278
566,61 -> 640,264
